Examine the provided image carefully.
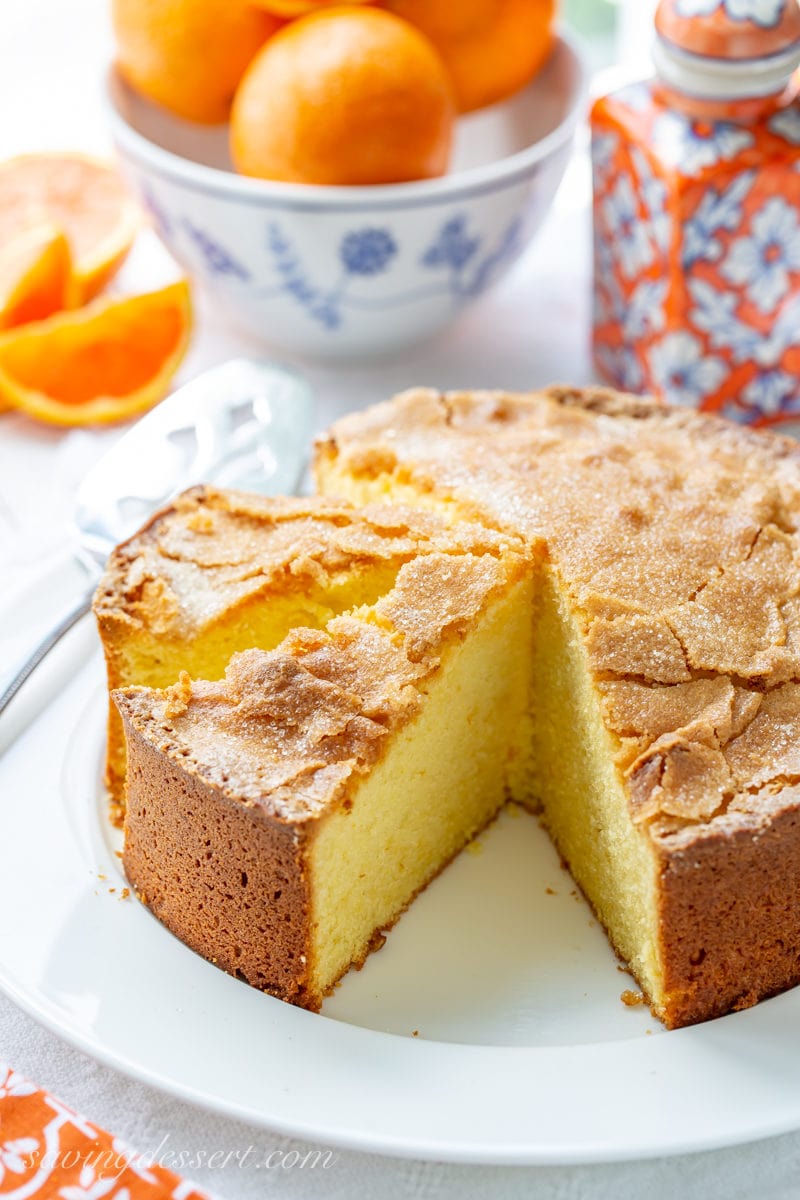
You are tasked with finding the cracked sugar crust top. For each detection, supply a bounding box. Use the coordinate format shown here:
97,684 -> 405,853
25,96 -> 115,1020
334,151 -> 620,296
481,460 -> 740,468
94,484 -> 522,640
113,544 -> 528,824
322,384 -> 800,834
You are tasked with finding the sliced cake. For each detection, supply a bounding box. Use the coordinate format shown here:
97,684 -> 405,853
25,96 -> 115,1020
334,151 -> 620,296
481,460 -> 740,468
98,384 -> 800,1031
94,485 -> 523,820
112,509 -> 537,1009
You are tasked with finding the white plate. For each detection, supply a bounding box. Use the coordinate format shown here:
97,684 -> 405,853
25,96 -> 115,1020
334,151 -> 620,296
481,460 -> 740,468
2,620 -> 800,1164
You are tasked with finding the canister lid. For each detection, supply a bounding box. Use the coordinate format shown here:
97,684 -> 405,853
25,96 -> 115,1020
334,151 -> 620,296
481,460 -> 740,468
654,0 -> 800,100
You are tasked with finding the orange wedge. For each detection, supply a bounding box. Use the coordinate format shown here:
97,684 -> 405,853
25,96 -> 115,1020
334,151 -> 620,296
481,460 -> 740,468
0,153 -> 140,305
0,280 -> 191,427
0,225 -> 74,331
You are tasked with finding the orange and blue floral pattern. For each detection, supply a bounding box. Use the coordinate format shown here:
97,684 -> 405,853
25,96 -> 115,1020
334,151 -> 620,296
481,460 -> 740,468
592,82 -> 800,428
0,1063 -> 208,1200
656,0 -> 800,62
674,1 -> 786,27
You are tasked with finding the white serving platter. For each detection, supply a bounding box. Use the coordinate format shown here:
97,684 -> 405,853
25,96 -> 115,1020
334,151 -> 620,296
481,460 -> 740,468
1,612 -> 799,1165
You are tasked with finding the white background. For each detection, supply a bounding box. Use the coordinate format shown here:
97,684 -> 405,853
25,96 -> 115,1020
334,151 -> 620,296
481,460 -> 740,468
2,1 -> 800,1197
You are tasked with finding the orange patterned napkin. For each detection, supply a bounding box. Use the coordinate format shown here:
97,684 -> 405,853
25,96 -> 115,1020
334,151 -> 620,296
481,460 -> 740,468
0,1063 -> 210,1200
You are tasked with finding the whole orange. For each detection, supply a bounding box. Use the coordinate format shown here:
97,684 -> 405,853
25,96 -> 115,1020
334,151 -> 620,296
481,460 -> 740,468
229,7 -> 455,185
384,0 -> 557,114
112,0 -> 281,124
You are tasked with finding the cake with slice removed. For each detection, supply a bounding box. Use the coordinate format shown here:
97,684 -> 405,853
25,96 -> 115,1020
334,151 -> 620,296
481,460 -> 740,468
98,383 -> 800,1030
316,384 -> 800,1029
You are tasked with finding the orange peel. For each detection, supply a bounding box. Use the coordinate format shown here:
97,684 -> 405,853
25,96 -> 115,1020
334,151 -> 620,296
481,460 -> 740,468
384,0 -> 557,113
0,280 -> 192,427
230,8 -> 455,185
112,0 -> 280,124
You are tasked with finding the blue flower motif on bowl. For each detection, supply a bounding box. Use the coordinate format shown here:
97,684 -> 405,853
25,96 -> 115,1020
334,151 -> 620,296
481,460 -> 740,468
266,222 -> 341,329
421,216 -> 480,272
264,224 -> 399,329
182,219 -> 250,281
461,216 -> 524,298
339,229 -> 397,276
688,278 -> 762,363
258,213 -> 525,332
141,184 -> 173,239
420,213 -> 524,300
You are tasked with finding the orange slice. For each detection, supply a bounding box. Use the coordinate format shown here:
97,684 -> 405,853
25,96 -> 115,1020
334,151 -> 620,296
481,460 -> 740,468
0,153 -> 141,305
0,225 -> 74,331
0,280 -> 192,427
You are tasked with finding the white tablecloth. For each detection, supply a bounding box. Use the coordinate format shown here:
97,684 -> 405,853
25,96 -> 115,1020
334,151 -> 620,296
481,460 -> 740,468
3,3 -> 800,1196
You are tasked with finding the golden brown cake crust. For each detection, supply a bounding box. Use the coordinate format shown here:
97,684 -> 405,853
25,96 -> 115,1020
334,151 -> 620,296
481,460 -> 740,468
115,520 -> 530,1006
107,387 -> 800,1028
113,548 -> 524,825
94,483 -> 520,640
94,484 -> 525,812
318,385 -> 800,833
317,383 -> 800,1028
121,725 -> 315,1006
652,791 -> 800,1028
115,620 -> 423,825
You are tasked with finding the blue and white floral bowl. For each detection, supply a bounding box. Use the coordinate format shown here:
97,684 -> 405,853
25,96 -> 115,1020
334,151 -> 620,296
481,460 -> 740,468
107,37 -> 586,360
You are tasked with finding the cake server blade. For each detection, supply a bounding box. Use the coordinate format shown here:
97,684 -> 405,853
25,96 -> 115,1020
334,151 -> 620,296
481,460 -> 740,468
0,358 -> 314,724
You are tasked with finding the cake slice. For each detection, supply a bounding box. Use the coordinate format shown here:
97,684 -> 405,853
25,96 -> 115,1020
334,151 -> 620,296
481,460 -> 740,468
113,524 -> 536,1009
316,385 -> 800,1029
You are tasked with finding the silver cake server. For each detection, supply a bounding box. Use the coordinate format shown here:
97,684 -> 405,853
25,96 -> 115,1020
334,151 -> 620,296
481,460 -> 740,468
0,358 -> 314,721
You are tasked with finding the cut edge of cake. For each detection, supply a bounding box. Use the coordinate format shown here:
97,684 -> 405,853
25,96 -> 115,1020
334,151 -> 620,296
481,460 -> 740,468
313,384 -> 800,1029
94,485 -> 523,822
96,384 -> 800,1030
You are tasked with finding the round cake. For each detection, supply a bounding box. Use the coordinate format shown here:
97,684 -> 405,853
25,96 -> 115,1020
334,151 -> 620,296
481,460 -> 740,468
95,384 -> 800,1028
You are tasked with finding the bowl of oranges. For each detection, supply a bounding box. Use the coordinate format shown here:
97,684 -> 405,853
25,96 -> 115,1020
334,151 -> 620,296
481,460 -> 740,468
107,1 -> 586,360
